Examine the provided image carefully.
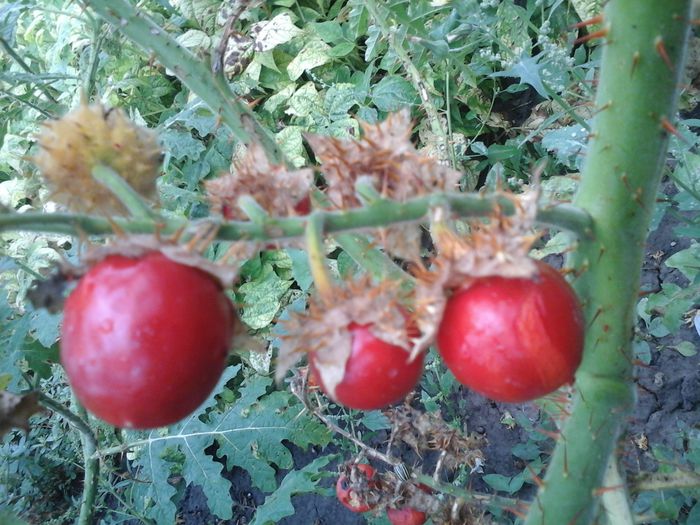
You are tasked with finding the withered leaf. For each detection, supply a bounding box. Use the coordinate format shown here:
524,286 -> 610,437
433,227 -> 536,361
0,391 -> 43,438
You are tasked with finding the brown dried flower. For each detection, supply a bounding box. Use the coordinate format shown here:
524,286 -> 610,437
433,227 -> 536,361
205,142 -> 313,220
33,103 -> 161,214
306,109 -> 461,209
276,278 -> 413,397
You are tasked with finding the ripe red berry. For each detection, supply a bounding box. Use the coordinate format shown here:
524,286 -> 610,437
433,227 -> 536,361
387,507 -> 427,525
335,464 -> 378,513
61,252 -> 235,429
436,260 -> 584,403
309,322 -> 424,410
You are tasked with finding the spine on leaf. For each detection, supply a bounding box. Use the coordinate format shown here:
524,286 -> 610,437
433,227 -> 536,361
524,2 -> 691,525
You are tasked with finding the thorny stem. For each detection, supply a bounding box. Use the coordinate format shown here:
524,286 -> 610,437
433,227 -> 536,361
414,474 -> 519,510
305,212 -> 335,299
92,165 -> 155,220
38,393 -> 99,525
364,0 -> 447,144
629,470 -> 700,493
525,3 -> 692,524
0,191 -> 594,241
83,0 -> 284,164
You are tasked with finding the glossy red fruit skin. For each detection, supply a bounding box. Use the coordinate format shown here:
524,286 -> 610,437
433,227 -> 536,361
387,507 -> 427,525
436,260 -> 584,403
61,252 -> 235,429
336,464 -> 377,513
309,322 -> 424,410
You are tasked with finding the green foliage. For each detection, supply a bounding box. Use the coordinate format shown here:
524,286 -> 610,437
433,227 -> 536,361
0,0 -> 699,524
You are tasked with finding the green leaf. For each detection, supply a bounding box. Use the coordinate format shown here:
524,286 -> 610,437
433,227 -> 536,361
311,21 -> 344,43
541,125 -> 589,170
287,82 -> 322,118
491,55 -> 548,99
161,129 -> 206,161
0,3 -> 23,44
287,39 -> 332,81
665,242 -> 700,281
276,126 -> 307,167
325,83 -> 357,120
254,13 -> 303,52
359,411 -> 391,431
286,249 -> 313,291
672,341 -> 697,357
250,455 -> 332,525
238,267 -> 292,330
371,76 -> 418,112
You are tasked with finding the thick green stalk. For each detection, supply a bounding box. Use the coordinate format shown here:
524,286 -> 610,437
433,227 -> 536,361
0,192 -> 592,240
83,0 -> 284,164
525,2 -> 691,524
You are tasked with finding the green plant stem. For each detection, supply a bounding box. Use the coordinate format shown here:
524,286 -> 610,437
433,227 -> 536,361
76,405 -> 99,525
524,3 -> 691,524
305,212 -> 334,298
0,192 -> 593,240
599,458 -> 634,525
237,195 -> 270,224
83,0 -> 284,163
0,37 -> 60,104
629,470 -> 700,493
92,165 -> 156,220
364,0 -> 446,140
414,474 -> 519,510
38,394 -> 99,525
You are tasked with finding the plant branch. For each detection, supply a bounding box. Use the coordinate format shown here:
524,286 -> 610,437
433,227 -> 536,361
0,192 -> 594,241
83,0 -> 284,163
92,165 -> 156,220
524,3 -> 692,524
38,393 -> 99,525
629,470 -> 700,494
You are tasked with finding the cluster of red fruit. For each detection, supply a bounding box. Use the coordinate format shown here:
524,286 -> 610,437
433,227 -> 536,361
59,251 -> 584,429
308,259 -> 584,411
336,464 -> 427,525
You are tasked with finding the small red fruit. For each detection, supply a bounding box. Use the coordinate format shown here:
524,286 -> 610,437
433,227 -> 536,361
436,260 -> 584,403
387,507 -> 427,525
61,252 -> 235,429
293,194 -> 312,215
335,464 -> 377,513
309,322 -> 424,410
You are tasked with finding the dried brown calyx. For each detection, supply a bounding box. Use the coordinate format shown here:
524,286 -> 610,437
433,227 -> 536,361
275,277 -> 412,397
412,186 -> 541,355
387,404 -> 486,474
205,142 -> 313,220
33,103 -> 161,214
306,109 -> 461,209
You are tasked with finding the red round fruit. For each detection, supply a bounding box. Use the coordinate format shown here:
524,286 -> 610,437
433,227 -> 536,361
387,507 -> 427,525
293,194 -> 312,215
309,322 -> 424,410
61,252 -> 235,429
335,464 -> 377,513
436,260 -> 584,403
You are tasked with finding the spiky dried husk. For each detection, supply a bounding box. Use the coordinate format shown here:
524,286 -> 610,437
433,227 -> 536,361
306,109 -> 462,209
205,142 -> 313,220
387,404 -> 486,473
75,234 -> 245,288
412,189 -> 541,356
33,103 -> 161,214
276,278 -> 412,397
